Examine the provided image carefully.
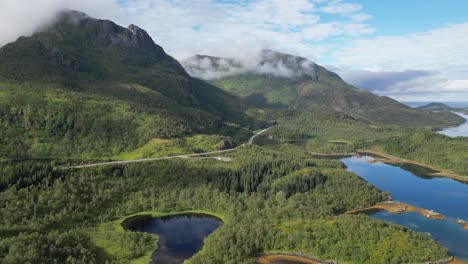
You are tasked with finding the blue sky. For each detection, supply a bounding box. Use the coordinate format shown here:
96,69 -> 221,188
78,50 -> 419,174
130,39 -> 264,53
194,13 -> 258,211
2,0 -> 468,101
358,0 -> 468,35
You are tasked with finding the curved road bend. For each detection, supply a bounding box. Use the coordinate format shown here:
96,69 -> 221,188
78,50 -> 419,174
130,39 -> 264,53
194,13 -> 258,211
61,126 -> 273,169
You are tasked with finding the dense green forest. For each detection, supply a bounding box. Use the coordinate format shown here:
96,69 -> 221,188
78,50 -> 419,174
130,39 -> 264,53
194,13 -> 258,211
0,147 -> 449,263
256,108 -> 468,177
365,131 -> 468,176
0,11 -> 260,160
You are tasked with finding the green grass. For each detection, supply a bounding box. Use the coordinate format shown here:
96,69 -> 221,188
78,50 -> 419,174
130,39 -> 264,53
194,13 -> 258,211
114,135 -> 234,160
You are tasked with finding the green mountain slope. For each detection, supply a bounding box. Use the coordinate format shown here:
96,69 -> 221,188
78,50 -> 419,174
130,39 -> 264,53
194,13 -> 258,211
0,11 -> 254,159
183,50 -> 464,127
418,102 -> 468,115
417,102 -> 452,112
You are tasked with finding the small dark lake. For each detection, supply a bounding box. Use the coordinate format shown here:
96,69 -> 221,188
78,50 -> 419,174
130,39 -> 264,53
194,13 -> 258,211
124,213 -> 223,264
342,156 -> 468,259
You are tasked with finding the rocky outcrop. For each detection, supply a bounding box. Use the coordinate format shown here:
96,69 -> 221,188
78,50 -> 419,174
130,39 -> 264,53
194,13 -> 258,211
56,10 -> 167,59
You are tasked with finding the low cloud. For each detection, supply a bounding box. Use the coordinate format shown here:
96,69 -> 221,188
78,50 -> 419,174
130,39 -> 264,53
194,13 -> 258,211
0,0 -> 122,47
182,50 -> 316,80
0,0 -> 373,62
1,0 -> 466,101
182,56 -> 246,80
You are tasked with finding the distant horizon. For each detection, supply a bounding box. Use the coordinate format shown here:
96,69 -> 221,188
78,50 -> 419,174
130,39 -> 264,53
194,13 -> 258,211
402,101 -> 468,108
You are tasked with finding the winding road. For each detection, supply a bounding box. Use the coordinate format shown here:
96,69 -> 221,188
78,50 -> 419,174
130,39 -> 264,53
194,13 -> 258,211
61,126 -> 273,169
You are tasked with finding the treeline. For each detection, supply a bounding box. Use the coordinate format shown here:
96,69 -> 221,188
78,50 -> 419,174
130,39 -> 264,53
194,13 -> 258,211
366,130 -> 468,176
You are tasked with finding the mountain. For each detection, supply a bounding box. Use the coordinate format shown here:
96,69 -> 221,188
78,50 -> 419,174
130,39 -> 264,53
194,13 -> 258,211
0,10 -> 255,159
417,102 -> 468,115
182,50 -> 465,127
417,102 -> 453,112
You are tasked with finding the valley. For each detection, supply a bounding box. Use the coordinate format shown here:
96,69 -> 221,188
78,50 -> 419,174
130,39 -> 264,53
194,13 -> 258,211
0,9 -> 467,264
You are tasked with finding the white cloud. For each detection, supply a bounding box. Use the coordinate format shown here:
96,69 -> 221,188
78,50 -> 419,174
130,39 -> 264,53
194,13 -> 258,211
339,70 -> 468,102
0,0 -> 122,46
182,50 -> 317,80
327,23 -> 468,101
1,0 -> 466,101
329,23 -> 468,75
0,0 -> 373,62
302,22 -> 374,41
320,0 -> 362,14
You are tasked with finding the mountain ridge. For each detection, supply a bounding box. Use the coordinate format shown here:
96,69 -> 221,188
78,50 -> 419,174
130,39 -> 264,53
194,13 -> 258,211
182,52 -> 465,127
0,10 -> 256,159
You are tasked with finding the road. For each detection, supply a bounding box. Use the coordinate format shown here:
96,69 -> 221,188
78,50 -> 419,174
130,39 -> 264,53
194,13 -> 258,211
61,126 -> 273,169
247,127 -> 271,145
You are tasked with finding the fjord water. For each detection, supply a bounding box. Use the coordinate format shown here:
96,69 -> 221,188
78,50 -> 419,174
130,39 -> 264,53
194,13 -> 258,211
342,156 -> 468,259
342,156 -> 468,219
127,214 -> 222,264
372,211 -> 468,259
438,112 -> 468,137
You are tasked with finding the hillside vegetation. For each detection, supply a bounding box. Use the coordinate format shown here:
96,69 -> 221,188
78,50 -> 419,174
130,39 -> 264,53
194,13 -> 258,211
184,51 -> 464,127
0,11 -> 256,159
366,131 -> 468,176
0,147 -> 449,264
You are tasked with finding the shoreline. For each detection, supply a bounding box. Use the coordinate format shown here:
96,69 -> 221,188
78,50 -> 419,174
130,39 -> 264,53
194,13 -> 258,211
347,201 -> 468,234
356,150 -> 468,183
255,253 -> 467,264
256,253 -> 335,264
345,201 -> 446,220
449,258 -> 468,264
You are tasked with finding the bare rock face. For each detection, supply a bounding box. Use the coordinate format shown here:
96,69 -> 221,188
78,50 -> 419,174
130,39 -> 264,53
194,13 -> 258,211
122,24 -> 165,58
56,10 -> 166,59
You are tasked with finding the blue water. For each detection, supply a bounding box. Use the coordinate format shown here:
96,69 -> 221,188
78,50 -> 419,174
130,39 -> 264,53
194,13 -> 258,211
438,112 -> 468,137
343,156 -> 468,259
372,211 -> 468,259
129,214 -> 222,263
342,156 -> 468,220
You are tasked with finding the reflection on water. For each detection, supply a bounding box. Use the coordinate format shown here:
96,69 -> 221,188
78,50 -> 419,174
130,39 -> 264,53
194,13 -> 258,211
125,214 -> 222,264
342,156 -> 468,260
342,156 -> 468,220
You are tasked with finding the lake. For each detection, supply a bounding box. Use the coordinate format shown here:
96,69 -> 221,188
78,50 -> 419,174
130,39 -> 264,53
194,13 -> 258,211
438,112 -> 468,137
124,213 -> 223,264
342,156 -> 468,259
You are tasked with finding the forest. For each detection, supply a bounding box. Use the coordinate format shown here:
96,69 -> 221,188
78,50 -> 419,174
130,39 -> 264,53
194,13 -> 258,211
262,109 -> 468,177
0,146 -> 449,264
366,131 -> 468,176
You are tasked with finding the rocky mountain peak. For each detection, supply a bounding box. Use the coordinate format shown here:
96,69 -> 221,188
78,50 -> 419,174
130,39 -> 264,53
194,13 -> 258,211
53,10 -> 166,59
122,24 -> 165,57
